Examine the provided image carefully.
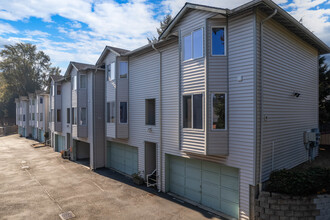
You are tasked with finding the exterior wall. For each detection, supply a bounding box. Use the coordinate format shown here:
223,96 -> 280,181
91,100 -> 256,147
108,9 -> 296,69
55,82 -> 62,132
77,70 -> 88,138
206,17 -> 229,155
93,70 -> 105,168
128,50 -> 160,176
257,10 -> 319,181
62,80 -> 71,149
116,56 -> 129,139
177,9 -> 217,155
71,68 -> 78,138
105,52 -> 117,138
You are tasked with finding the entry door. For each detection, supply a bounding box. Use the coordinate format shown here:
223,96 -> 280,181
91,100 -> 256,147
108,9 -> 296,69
145,142 -> 157,177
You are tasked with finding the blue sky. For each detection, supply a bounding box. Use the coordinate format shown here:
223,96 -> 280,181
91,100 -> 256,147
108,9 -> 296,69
0,0 -> 329,73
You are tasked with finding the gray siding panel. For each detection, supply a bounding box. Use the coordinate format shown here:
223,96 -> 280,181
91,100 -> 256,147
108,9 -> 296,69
206,18 -> 228,155
227,11 -> 256,219
258,11 -> 319,181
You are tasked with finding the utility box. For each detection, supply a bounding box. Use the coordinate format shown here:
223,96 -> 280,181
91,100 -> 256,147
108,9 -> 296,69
304,131 -> 316,143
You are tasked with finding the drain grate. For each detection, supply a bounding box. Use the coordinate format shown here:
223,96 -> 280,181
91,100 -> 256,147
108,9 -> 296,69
59,211 -> 75,220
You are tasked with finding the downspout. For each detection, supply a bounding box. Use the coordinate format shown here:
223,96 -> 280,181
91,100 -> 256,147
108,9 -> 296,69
259,9 -> 277,193
152,43 -> 162,192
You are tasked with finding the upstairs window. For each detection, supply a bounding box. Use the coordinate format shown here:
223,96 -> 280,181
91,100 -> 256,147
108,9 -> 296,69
145,99 -> 155,125
212,93 -> 226,130
212,27 -> 226,56
40,97 -> 43,104
80,74 -> 87,89
183,94 -> 203,129
107,63 -> 116,81
120,102 -> 127,124
72,108 -> 77,125
72,76 -> 77,90
56,110 -> 61,122
40,113 -> 43,121
183,28 -> 203,61
120,61 -> 128,78
67,108 -> 70,124
32,113 -> 35,120
23,114 -> 25,121
80,108 -> 87,125
107,102 -> 116,123
57,85 -> 61,95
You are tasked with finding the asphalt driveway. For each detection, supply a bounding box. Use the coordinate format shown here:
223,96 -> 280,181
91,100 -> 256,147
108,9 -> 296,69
0,135 -> 222,220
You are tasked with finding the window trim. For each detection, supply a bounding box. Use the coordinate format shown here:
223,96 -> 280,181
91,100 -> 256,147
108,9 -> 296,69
183,27 -> 204,62
80,74 -> 87,89
145,98 -> 156,126
119,101 -> 128,124
211,92 -> 227,131
119,61 -> 128,79
182,93 -> 204,131
211,26 -> 227,57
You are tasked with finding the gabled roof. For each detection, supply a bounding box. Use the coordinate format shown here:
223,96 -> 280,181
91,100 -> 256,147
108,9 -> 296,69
95,46 -> 130,65
64,61 -> 95,76
159,0 -> 330,54
49,75 -> 64,82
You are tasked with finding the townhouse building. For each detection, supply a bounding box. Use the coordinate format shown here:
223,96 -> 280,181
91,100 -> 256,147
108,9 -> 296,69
15,0 -> 330,219
15,96 -> 30,137
28,93 -> 37,139
35,91 -> 49,142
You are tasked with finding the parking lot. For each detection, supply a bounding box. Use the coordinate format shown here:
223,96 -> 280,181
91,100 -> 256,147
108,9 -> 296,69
0,135 -> 222,220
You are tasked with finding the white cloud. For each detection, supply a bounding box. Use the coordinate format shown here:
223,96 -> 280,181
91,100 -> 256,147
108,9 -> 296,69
0,22 -> 18,35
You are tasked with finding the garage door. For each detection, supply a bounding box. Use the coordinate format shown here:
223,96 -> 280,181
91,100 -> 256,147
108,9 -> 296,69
107,142 -> 138,176
168,155 -> 239,218
55,134 -> 66,152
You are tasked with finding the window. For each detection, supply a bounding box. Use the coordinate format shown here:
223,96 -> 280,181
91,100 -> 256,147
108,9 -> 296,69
106,62 -> 116,81
212,27 -> 225,56
56,110 -> 61,122
183,94 -> 203,129
183,28 -> 203,61
32,99 -> 35,105
183,96 -> 192,128
32,113 -> 35,120
80,108 -> 87,125
40,113 -> 43,121
212,93 -> 226,129
119,62 -> 128,78
72,76 -> 77,90
120,102 -> 127,124
111,62 -> 116,80
72,108 -> 77,125
40,97 -> 43,104
57,85 -> 61,95
23,114 -> 25,121
145,99 -> 155,125
80,74 -> 87,89
106,64 -> 111,81
183,35 -> 192,60
67,108 -> 70,124
106,102 -> 115,123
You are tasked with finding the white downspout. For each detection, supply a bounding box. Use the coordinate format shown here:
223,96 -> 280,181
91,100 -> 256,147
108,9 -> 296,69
259,9 -> 277,193
152,43 -> 162,192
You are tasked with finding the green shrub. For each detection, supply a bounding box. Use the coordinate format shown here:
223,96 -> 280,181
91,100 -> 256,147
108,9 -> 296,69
267,167 -> 330,196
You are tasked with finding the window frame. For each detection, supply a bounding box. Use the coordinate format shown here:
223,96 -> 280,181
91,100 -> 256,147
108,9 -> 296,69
119,61 -> 128,79
183,27 -> 204,62
80,107 -> 87,126
80,74 -> 87,89
182,93 -> 204,130
211,92 -> 227,131
145,99 -> 156,126
57,85 -> 62,95
67,108 -> 70,124
56,109 -> 61,122
211,26 -> 227,57
119,101 -> 128,124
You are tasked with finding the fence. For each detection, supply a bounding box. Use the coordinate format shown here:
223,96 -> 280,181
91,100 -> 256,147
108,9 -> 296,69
0,125 -> 18,137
